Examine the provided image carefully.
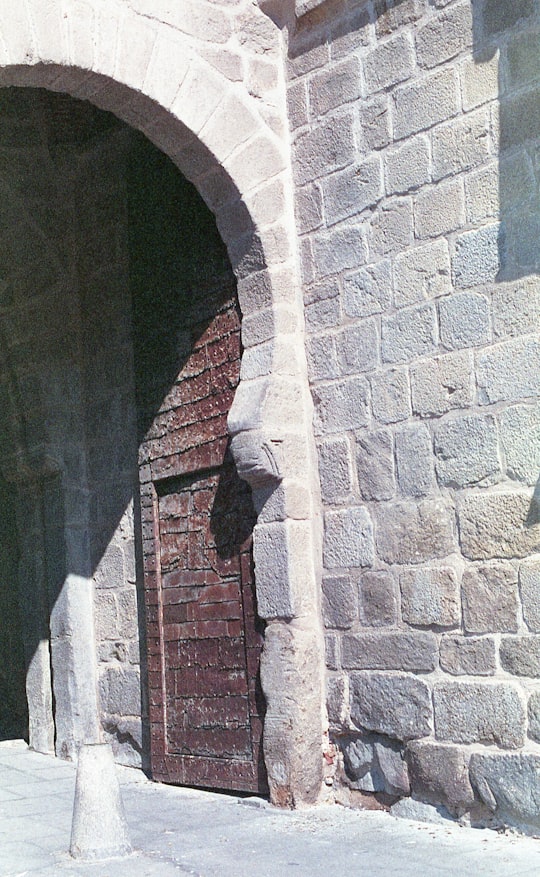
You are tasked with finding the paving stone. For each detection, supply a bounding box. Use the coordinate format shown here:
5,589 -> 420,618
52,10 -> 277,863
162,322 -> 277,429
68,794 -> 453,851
400,566 -> 460,628
461,561 -> 519,633
434,682 -> 526,748
350,672 -> 433,741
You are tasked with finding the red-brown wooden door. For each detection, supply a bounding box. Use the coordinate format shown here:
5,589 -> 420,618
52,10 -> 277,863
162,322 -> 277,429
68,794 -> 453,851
139,295 -> 267,793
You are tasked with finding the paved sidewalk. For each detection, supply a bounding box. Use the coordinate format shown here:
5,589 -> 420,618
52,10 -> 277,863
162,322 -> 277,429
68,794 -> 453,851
2,740 -> 540,877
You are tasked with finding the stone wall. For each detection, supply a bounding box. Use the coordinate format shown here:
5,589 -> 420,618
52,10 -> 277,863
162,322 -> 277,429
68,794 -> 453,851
287,0 -> 540,829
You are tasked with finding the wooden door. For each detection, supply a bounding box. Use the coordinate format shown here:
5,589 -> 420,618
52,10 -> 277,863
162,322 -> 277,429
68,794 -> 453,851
139,294 -> 267,794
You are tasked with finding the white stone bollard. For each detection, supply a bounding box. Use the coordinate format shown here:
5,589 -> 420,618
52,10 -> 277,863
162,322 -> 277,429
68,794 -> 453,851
70,742 -> 132,860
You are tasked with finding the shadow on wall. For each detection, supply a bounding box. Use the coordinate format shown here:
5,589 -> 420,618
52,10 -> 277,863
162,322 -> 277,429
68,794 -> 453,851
471,0 -> 540,280
0,89 -> 256,759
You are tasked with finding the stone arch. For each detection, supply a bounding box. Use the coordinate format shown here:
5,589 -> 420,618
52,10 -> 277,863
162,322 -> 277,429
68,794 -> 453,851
0,0 -> 326,806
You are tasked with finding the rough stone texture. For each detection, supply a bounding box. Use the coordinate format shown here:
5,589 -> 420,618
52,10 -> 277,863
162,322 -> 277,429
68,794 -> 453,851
439,635 -> 497,676
520,559 -> 540,633
470,754 -> 540,831
433,414 -> 500,488
356,429 -> 395,501
434,682 -> 526,748
499,637 -> 540,677
407,741 -> 474,816
341,734 -> 410,795
458,493 -> 540,561
410,351 -> 473,417
400,567 -> 460,628
375,499 -> 456,565
350,673 -> 433,742
476,337 -> 540,405
452,224 -> 500,288
322,575 -> 357,629
527,692 -> 540,744
499,404 -> 540,485
342,631 -> 438,672
381,303 -> 437,364
359,570 -> 399,627
370,368 -> 412,424
439,292 -> 491,350
313,377 -> 370,434
343,261 -> 392,318
317,437 -> 353,503
393,240 -> 452,308
323,507 -> 374,569
395,424 -> 435,498
461,562 -> 519,633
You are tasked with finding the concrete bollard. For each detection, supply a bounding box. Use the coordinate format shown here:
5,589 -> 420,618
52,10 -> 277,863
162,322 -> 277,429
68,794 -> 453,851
70,742 -> 132,860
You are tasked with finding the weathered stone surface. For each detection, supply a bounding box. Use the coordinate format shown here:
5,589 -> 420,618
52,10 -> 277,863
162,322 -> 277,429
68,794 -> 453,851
439,292 -> 491,350
499,404 -> 540,485
433,414 -> 500,488
520,559 -> 540,633
342,631 -> 438,672
356,428 -> 395,501
476,337 -> 540,405
363,32 -> 415,93
395,424 -> 435,498
342,735 -> 379,791
326,675 -> 347,727
416,1 -> 472,69
337,319 -> 379,375
374,738 -> 410,796
500,637 -> 540,677
461,562 -> 519,633
370,198 -> 414,258
439,635 -> 497,676
492,277 -> 540,339
410,351 -> 473,417
400,566 -> 460,628
350,673 -> 433,741
375,499 -> 456,565
385,134 -> 430,195
527,692 -> 540,743
452,224 -> 500,288
322,158 -> 382,226
359,570 -> 399,627
393,240 -> 452,308
317,436 -> 353,503
434,682 -> 526,748
98,669 -> 141,716
458,493 -> 540,560
381,302 -> 437,364
343,260 -> 392,318
469,753 -> 540,831
407,741 -> 474,815
322,574 -> 357,629
415,178 -> 464,239
323,507 -> 374,569
393,67 -> 459,140
431,108 -> 489,181
370,367 -> 412,424
390,797 -> 453,824
313,377 -> 370,434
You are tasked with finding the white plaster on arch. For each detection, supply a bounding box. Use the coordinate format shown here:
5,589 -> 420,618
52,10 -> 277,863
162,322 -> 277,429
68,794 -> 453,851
0,0 -> 327,805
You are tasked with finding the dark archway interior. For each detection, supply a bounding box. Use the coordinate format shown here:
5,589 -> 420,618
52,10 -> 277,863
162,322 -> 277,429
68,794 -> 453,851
0,88 -> 262,781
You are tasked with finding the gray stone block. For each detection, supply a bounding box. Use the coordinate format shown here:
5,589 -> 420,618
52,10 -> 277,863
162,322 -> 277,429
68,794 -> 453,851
99,668 -> 141,716
439,292 -> 491,350
321,157 -> 382,225
433,413 -> 500,488
325,634 -> 340,671
400,566 -> 460,628
337,318 -> 379,375
363,32 -> 415,93
393,240 -> 452,308
309,56 -> 361,117
375,499 -> 456,565
312,223 -> 368,278
357,94 -> 392,152
390,798 -> 453,824
370,197 -> 414,258
506,30 -> 540,89
343,260 -> 392,318
374,738 -> 410,796
293,113 -> 355,184
342,631 -> 438,672
415,1 -> 472,69
520,559 -> 540,633
323,507 -> 374,569
527,692 -> 540,743
434,682 -> 526,748
326,674 -> 347,727
318,436 -> 353,503
493,277 -> 540,339
313,376 -> 370,435
432,107 -> 490,181
407,740 -> 474,816
458,492 -> 540,561
461,561 -> 519,633
500,636 -> 540,677
477,336 -> 540,405
469,753 -> 540,832
385,134 -> 430,195
381,302 -> 437,364
350,672 -> 433,741
410,351 -> 473,417
395,423 -> 435,498
439,635 -> 497,676
414,174 -> 465,239
359,570 -> 399,627
481,0 -> 535,38
393,67 -> 459,140
356,428 -> 395,502
307,334 -> 338,381
453,224 -> 500,289
322,574 -> 357,629
499,403 -> 540,485
370,367 -> 411,424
